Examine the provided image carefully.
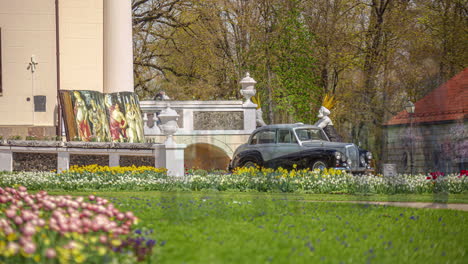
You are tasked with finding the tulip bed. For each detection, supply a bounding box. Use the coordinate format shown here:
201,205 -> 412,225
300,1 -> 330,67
0,165 -> 467,194
0,186 -> 156,263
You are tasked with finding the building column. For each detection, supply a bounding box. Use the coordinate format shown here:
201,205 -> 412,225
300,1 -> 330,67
103,0 -> 134,93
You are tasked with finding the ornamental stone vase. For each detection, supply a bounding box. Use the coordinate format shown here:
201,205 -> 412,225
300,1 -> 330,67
158,104 -> 179,144
240,72 -> 257,105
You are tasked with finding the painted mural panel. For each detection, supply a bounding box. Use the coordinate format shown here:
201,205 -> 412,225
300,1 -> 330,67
59,90 -> 110,142
105,92 -> 144,143
59,90 -> 144,143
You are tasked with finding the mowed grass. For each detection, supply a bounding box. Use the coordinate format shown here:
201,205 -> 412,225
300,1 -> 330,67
47,191 -> 468,263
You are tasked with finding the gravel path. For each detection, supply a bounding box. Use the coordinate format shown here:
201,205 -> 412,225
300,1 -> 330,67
303,201 -> 468,211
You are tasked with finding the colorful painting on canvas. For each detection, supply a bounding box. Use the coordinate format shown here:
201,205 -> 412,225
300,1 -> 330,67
59,90 -> 111,142
59,90 -> 145,143
104,92 -> 145,143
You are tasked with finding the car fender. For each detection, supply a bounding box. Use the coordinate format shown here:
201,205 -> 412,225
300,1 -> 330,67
302,148 -> 336,165
232,150 -> 264,168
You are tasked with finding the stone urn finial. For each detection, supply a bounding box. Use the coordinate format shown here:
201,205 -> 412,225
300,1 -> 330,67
240,72 -> 257,105
158,103 -> 179,144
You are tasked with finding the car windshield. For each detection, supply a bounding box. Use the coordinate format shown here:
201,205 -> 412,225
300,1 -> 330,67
295,128 -> 328,142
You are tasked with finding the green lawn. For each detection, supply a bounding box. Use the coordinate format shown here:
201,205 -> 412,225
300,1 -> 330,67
51,191 -> 468,263
49,191 -> 468,204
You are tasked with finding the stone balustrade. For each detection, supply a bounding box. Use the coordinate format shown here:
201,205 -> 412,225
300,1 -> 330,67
0,140 -> 186,176
140,100 -> 257,136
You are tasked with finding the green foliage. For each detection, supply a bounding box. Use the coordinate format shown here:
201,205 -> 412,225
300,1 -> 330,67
272,4 -> 321,123
246,0 -> 321,123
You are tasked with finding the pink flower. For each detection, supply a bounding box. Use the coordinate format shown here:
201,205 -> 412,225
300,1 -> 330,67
23,241 -> 36,254
116,213 -> 125,221
3,225 -> 14,235
64,240 -> 77,250
14,215 -> 23,225
7,242 -> 20,254
22,223 -> 37,236
125,211 -> 134,219
0,195 -> 8,203
5,209 -> 16,218
46,248 -> 57,259
99,235 -> 108,243
89,195 -> 96,201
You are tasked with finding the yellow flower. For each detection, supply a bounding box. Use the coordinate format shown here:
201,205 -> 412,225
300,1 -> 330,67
111,240 -> 121,247
97,247 -> 107,256
7,233 -> 17,241
75,254 -> 86,263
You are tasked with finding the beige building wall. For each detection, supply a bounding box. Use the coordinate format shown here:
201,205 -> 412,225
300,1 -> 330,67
59,0 -> 103,92
0,0 -> 104,136
0,0 -> 57,126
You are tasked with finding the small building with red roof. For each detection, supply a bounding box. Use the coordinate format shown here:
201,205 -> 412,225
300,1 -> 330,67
384,68 -> 467,174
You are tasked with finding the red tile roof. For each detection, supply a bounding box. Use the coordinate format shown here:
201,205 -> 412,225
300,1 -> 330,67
385,68 -> 468,126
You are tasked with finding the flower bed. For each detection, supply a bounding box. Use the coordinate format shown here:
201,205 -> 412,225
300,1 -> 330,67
1,166 -> 467,194
0,186 -> 156,263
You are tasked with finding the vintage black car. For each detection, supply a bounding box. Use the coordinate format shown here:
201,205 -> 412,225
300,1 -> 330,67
229,123 -> 373,173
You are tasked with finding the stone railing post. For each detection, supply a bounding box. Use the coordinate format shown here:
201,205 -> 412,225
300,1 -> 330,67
57,151 -> 70,173
154,104 -> 187,176
240,73 -> 258,132
142,111 -> 162,135
143,112 -> 149,129
164,143 -> 186,177
153,142 -> 186,177
0,150 -> 13,172
109,153 -> 120,167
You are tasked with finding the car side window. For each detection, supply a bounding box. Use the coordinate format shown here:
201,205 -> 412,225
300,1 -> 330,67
277,129 -> 297,144
250,132 -> 259,145
295,129 -> 324,141
251,130 -> 276,144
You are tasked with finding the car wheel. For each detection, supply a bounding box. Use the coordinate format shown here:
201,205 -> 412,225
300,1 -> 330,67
311,160 -> 327,170
242,160 -> 257,168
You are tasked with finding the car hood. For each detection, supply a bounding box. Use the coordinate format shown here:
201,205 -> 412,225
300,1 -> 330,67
302,141 -> 355,150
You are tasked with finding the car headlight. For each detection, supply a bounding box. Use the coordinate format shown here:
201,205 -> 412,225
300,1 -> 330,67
341,154 -> 347,161
366,152 -> 372,160
360,155 -> 366,166
334,151 -> 342,161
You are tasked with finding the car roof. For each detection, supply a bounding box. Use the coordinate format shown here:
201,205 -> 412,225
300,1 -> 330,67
253,123 -> 320,133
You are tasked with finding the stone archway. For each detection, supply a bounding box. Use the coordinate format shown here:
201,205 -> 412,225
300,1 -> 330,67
184,143 -> 230,171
